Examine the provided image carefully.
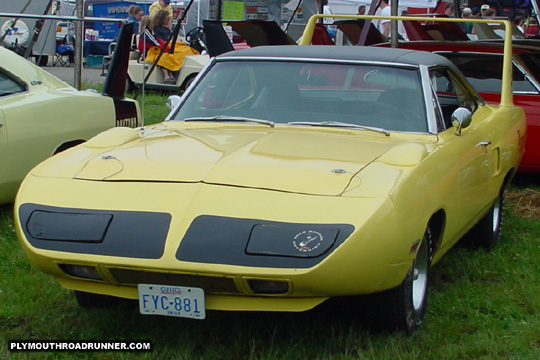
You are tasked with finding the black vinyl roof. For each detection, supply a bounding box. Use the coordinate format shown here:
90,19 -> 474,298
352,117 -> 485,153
218,45 -> 456,68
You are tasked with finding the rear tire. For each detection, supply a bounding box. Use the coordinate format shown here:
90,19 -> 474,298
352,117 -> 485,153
182,75 -> 196,92
465,188 -> 504,250
74,291 -> 120,308
368,227 -> 432,334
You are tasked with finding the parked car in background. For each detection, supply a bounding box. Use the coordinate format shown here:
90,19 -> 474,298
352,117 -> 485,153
375,41 -> 540,172
0,22 -> 141,204
15,22 -> 525,335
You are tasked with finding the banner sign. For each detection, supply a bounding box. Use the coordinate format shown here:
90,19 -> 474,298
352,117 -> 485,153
93,1 -> 137,39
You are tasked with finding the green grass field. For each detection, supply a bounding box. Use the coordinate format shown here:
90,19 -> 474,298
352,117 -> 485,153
0,90 -> 539,359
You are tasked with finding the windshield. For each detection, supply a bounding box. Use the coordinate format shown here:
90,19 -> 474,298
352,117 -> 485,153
172,60 -> 428,133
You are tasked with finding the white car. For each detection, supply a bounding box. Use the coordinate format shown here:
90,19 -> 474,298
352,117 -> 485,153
0,22 -> 141,204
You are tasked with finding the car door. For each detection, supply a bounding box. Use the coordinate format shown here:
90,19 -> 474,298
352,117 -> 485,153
429,67 -> 498,244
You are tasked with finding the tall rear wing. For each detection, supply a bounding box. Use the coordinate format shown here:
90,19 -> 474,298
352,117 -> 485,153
300,15 -> 514,107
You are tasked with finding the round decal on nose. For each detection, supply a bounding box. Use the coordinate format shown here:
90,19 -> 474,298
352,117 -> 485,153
293,230 -> 324,252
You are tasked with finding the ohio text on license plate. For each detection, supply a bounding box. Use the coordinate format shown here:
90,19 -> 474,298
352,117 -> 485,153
138,284 -> 205,319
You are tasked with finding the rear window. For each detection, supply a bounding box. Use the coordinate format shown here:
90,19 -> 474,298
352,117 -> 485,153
442,53 -> 538,94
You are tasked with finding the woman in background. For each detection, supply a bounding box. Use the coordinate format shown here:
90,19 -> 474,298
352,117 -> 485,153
138,15 -> 175,83
127,5 -> 144,35
153,10 -> 173,43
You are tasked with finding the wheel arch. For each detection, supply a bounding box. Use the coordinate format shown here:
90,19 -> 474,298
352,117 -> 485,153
426,209 -> 446,261
502,168 -> 515,191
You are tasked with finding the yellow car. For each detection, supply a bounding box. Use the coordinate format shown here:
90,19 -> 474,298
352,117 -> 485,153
0,23 -> 141,204
14,17 -> 525,333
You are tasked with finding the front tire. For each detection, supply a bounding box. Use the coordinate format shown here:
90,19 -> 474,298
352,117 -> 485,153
368,227 -> 432,334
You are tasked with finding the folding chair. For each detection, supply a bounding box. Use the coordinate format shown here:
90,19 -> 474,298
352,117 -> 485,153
53,45 -> 74,66
101,42 -> 117,76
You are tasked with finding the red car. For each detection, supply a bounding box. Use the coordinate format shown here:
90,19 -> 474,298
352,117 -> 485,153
375,41 -> 540,172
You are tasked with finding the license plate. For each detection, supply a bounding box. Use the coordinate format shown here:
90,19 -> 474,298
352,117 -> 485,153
138,284 -> 205,319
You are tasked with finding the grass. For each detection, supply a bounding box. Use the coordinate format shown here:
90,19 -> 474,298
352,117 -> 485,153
1,88 -> 539,359
1,176 -> 539,359
81,81 -> 171,126
134,90 -> 173,126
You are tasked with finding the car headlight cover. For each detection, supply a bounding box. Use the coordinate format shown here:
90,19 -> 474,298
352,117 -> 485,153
246,224 -> 339,258
27,211 -> 112,242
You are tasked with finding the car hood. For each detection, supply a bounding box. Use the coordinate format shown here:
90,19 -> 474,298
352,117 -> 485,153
63,124 -> 424,196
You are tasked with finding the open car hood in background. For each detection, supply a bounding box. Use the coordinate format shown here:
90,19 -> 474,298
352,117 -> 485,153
203,19 -> 341,57
102,22 -> 134,99
228,20 -> 297,46
334,20 -> 388,46
402,18 -> 468,42
203,20 -> 296,57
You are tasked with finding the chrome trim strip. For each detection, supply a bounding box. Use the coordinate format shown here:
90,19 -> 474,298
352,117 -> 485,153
216,56 -> 419,69
420,65 -> 439,134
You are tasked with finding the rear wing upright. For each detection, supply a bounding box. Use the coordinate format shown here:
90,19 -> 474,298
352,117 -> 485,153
300,15 -> 514,107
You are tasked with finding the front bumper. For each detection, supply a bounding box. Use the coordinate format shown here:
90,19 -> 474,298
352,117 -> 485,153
15,175 -> 414,312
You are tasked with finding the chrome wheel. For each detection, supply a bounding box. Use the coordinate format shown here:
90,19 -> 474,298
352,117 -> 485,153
412,239 -> 429,313
368,226 -> 432,334
492,194 -> 502,235
465,187 -> 504,250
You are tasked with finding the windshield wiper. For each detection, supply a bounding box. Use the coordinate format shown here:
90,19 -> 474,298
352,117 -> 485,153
184,115 -> 275,127
288,121 -> 390,136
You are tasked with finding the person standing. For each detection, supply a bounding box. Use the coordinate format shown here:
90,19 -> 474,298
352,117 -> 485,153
315,0 -> 334,24
115,5 -> 144,43
357,5 -> 366,15
461,7 -> 474,34
480,4 -> 490,18
444,3 -> 455,17
149,0 -> 173,20
378,0 -> 391,38
514,16 -> 525,32
127,5 -> 144,35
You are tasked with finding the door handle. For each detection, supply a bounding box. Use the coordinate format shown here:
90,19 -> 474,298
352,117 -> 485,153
477,140 -> 491,147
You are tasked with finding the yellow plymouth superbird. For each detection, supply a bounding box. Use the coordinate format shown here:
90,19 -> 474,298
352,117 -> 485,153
0,23 -> 140,204
14,17 -> 525,333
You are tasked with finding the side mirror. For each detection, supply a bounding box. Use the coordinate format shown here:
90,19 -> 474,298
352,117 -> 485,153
166,95 -> 182,111
165,95 -> 182,121
451,107 -> 472,136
